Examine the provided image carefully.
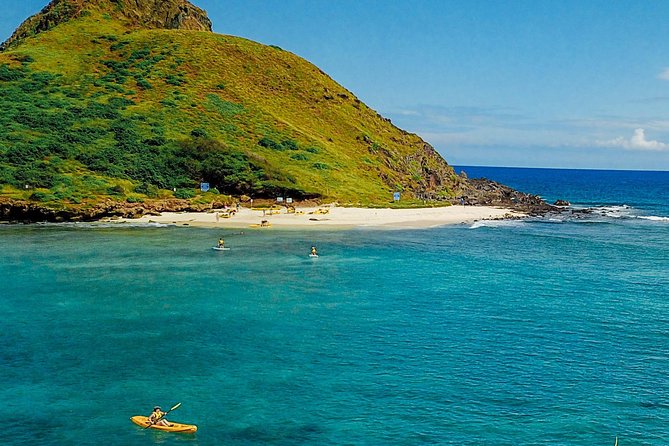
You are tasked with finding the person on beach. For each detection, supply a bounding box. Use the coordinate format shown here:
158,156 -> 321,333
218,238 -> 225,248
148,406 -> 171,426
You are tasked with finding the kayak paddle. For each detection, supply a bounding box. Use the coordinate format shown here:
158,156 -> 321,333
144,402 -> 181,429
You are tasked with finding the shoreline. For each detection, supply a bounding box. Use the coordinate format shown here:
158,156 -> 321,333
107,204 -> 525,229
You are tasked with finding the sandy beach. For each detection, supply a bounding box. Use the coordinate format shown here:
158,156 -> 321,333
112,204 -> 523,229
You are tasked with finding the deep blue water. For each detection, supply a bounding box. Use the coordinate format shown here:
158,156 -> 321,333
1,167 -> 668,445
455,166 -> 669,217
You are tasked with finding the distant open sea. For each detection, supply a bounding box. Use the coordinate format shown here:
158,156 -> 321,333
2,167 -> 668,445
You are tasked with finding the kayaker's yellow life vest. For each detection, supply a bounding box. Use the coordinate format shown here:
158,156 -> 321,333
149,410 -> 165,422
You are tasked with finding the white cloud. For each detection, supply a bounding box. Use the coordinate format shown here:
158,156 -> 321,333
659,68 -> 669,81
394,109 -> 420,117
599,128 -> 669,151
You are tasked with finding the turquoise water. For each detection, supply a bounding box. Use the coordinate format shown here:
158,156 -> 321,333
2,169 -> 669,445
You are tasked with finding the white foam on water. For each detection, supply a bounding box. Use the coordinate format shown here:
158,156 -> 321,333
52,221 -> 173,229
469,219 -> 526,229
637,215 -> 669,222
589,205 -> 634,219
570,204 -> 669,224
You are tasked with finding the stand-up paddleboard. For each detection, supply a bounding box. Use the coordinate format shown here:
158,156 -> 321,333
130,416 -> 197,434
309,253 -> 318,258
212,246 -> 230,251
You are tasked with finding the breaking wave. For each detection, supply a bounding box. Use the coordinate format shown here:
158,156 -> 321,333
469,219 -> 527,229
469,204 -> 668,229
547,204 -> 669,225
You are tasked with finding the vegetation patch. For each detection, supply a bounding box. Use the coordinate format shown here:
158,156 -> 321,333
205,94 -> 244,117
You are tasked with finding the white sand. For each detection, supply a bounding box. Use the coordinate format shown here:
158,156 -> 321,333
111,204 -> 523,229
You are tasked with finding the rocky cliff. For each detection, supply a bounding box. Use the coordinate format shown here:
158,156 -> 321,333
1,0 -> 212,51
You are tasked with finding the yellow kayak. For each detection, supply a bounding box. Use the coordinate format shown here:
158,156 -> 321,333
130,416 -> 197,434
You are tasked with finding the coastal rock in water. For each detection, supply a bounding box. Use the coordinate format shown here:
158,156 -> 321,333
554,199 -> 570,206
455,177 -> 556,215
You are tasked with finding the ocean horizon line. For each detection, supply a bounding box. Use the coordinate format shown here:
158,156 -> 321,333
454,164 -> 669,173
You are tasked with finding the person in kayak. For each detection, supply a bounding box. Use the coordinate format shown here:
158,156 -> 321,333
148,406 -> 171,427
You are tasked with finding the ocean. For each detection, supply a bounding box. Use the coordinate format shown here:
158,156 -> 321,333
1,167 -> 668,445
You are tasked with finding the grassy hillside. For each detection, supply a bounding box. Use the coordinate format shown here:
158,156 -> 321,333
0,1 -> 465,213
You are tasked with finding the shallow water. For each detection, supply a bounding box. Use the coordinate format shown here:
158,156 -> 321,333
2,168 -> 669,445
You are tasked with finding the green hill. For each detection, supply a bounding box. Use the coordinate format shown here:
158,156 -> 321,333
0,0 -> 544,221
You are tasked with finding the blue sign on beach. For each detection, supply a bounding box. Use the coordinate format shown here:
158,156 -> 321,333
200,182 -> 210,192
393,192 -> 400,201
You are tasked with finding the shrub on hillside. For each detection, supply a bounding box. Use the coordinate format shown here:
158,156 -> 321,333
21,72 -> 59,93
15,54 -> 35,64
174,188 -> 195,199
129,48 -> 151,62
258,136 -> 282,151
135,77 -> 152,90
190,128 -> 208,138
12,161 -> 58,188
206,94 -> 244,116
290,153 -> 309,161
0,164 -> 14,185
29,191 -> 57,202
282,139 -> 299,150
258,137 -> 301,152
0,64 -> 26,81
110,41 -> 130,51
165,74 -> 185,86
107,185 -> 125,195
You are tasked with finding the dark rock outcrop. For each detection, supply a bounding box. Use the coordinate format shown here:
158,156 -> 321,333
117,0 -> 212,32
455,177 -> 556,216
0,197 -> 230,223
1,0 -> 212,51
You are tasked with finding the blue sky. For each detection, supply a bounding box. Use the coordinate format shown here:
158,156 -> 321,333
2,1 -> 669,170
